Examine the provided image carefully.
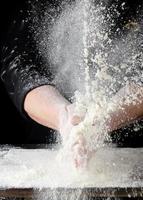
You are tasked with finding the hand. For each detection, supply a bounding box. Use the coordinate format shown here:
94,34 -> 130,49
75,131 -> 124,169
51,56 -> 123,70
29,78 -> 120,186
59,104 -> 93,169
72,134 -> 89,169
58,103 -> 84,143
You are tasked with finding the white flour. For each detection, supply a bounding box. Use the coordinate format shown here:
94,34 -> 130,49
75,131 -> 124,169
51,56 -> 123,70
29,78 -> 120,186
55,0 -> 143,158
4,0 -> 142,198
0,147 -> 143,189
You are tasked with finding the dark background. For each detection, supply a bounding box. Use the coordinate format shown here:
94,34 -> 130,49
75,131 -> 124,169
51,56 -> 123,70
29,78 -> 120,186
0,0 -> 142,146
0,0 -> 56,146
0,0 -> 29,144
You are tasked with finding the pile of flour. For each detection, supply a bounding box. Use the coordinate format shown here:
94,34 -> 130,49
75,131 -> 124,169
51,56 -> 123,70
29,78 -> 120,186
0,147 -> 143,189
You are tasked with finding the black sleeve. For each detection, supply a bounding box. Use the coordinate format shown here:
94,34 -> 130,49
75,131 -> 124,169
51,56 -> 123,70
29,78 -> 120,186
0,5 -> 54,116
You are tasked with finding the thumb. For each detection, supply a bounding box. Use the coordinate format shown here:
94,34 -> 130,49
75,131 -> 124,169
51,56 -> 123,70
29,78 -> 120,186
71,115 -> 83,126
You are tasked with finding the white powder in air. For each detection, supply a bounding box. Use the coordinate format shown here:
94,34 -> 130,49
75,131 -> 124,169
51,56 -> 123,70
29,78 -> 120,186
27,1 -> 143,194
52,0 -> 143,159
3,0 -> 142,198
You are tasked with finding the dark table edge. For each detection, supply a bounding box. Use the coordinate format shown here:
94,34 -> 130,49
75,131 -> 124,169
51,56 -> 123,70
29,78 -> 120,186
0,187 -> 142,198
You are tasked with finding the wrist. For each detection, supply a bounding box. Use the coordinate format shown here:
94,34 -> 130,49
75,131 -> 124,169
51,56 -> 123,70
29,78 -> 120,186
24,85 -> 71,131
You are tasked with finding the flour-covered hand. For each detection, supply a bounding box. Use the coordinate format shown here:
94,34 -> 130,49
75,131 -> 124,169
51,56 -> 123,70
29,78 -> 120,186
58,103 -> 84,143
71,134 -> 95,169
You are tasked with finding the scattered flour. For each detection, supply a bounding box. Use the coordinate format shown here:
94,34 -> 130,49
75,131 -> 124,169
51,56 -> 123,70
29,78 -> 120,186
4,0 -> 142,198
0,147 -> 143,189
53,0 -> 143,158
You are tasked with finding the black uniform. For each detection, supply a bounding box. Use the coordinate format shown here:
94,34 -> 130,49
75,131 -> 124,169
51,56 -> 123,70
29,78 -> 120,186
0,0 -> 143,146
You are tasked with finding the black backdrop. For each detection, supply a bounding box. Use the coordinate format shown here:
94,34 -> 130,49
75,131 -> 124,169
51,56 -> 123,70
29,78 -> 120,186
0,0 -> 57,146
0,0 -> 58,146
0,0 -> 30,144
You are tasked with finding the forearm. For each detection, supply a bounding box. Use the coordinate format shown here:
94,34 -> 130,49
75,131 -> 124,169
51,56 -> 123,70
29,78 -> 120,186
107,83 -> 143,132
24,85 -> 70,131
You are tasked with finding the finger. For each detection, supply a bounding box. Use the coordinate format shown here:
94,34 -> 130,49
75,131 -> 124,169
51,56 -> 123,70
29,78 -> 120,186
74,158 -> 82,168
71,115 -> 83,125
74,158 -> 79,168
75,145 -> 87,156
71,135 -> 86,151
78,135 -> 86,145
73,146 -> 88,169
74,148 -> 95,169
74,155 -> 88,169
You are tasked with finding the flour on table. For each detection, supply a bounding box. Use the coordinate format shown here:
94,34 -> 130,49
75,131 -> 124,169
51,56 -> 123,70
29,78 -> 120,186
0,147 -> 143,189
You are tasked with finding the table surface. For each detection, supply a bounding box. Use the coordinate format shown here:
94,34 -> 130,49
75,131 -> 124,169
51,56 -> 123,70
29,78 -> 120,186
0,187 -> 143,198
0,146 -> 143,198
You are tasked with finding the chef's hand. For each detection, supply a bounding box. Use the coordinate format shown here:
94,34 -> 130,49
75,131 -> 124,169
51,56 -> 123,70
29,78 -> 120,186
59,104 -> 93,169
71,134 -> 88,169
24,85 -> 90,168
58,103 -> 84,142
